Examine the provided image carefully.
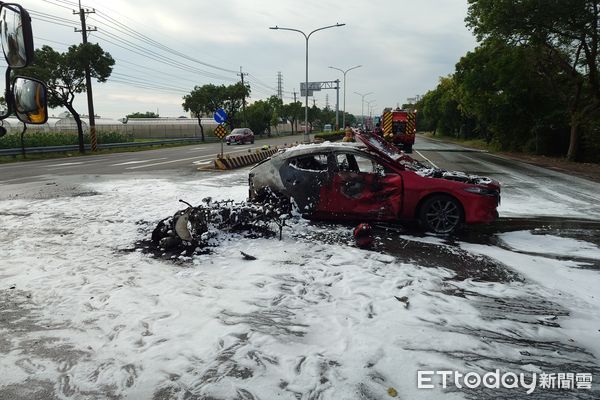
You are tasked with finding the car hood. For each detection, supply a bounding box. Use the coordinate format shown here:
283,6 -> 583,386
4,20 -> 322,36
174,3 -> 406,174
415,168 -> 499,187
355,131 -> 499,188
355,131 -> 406,163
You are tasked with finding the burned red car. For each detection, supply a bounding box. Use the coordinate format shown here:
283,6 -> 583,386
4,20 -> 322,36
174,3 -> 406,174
248,132 -> 500,234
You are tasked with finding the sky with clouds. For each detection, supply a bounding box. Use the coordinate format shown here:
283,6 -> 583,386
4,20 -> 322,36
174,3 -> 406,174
12,0 -> 478,121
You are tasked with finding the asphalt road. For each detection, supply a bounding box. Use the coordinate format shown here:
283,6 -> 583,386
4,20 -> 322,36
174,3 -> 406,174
1,134 -> 599,222
412,136 -> 600,220
0,134 -> 303,184
2,133 -> 599,400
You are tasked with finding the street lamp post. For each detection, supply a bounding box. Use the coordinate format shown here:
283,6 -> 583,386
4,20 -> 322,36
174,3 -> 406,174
328,64 -> 361,130
366,99 -> 376,128
270,23 -> 345,143
354,91 -> 373,129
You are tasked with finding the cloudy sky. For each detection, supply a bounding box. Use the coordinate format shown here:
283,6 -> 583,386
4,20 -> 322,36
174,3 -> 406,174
13,0 -> 478,121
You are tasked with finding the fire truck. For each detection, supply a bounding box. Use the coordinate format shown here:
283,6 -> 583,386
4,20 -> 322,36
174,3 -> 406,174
381,108 -> 416,153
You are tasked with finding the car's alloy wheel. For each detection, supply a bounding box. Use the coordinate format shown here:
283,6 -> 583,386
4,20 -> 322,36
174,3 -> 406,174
419,195 -> 463,234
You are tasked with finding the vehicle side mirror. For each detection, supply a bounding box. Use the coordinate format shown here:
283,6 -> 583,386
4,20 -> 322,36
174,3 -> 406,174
12,77 -> 48,124
0,3 -> 34,68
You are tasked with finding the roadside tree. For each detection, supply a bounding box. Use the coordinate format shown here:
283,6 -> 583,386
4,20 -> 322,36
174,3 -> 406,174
246,100 -> 273,136
223,82 -> 251,130
281,101 -> 303,134
23,44 -> 114,153
454,40 -> 568,153
266,96 -> 283,135
466,0 -> 600,160
182,82 -> 250,140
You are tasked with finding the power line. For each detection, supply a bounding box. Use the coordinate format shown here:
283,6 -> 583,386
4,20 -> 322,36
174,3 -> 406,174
34,36 -> 71,48
41,0 -> 75,11
93,31 -> 237,82
41,0 -> 240,77
92,10 -> 238,74
34,0 -> 287,104
111,72 -> 190,92
29,14 -> 77,28
29,9 -> 79,25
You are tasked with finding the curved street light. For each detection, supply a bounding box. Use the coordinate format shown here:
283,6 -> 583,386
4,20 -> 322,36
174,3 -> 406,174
270,23 -> 346,142
354,91 -> 373,128
328,64 -> 361,129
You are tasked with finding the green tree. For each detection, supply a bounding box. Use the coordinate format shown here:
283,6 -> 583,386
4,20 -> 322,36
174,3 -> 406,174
182,84 -> 225,141
281,101 -> 303,134
420,76 -> 464,137
466,0 -> 600,160
126,111 -> 159,119
182,82 -> 250,140
22,44 -> 114,153
417,89 -> 442,134
454,40 -> 569,152
245,100 -> 273,135
223,82 -> 251,130
266,96 -> 283,135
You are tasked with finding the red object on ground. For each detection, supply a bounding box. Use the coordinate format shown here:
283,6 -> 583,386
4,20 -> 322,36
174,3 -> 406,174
354,223 -> 374,248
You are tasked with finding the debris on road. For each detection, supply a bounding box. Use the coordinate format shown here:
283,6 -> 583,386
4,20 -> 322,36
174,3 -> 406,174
143,196 -> 292,260
241,251 -> 257,260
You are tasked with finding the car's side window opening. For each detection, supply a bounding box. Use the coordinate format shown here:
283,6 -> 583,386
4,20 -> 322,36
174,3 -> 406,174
336,152 -> 395,175
353,154 -> 382,174
289,154 -> 329,171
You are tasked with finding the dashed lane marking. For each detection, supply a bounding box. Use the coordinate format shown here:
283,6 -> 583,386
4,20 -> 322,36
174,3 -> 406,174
125,155 -> 215,170
414,150 -> 439,169
111,158 -> 168,166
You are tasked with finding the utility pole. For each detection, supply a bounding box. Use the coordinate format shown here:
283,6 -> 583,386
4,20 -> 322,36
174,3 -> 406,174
74,0 -> 97,152
277,71 -> 283,99
238,66 -> 248,127
293,89 -> 298,134
334,79 -> 340,130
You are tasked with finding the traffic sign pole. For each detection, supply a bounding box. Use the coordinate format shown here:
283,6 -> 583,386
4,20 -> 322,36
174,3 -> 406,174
213,123 -> 227,158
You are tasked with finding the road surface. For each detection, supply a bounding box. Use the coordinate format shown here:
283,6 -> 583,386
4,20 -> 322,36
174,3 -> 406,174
0,135 -> 301,184
1,134 -> 599,399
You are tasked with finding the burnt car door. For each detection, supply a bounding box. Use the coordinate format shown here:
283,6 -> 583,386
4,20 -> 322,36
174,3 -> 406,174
280,152 -> 334,213
317,151 -> 403,221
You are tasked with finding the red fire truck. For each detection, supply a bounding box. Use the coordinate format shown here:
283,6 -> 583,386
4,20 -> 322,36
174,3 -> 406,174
381,108 -> 416,153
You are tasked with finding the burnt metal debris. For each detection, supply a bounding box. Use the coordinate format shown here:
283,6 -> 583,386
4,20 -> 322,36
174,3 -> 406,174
144,194 -> 292,259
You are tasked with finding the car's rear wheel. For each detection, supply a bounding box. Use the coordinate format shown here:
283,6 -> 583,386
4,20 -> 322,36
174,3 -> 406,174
418,194 -> 463,234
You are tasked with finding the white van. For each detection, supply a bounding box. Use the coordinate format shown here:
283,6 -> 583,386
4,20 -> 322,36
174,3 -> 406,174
323,124 -> 333,132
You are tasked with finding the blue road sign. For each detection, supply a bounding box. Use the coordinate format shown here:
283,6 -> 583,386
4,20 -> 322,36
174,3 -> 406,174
214,108 -> 227,124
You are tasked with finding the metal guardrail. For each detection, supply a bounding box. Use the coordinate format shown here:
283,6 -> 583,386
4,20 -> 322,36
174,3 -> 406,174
0,137 -> 207,156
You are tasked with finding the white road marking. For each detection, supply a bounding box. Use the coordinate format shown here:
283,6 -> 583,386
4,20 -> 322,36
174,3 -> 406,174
414,150 -> 438,169
111,158 -> 167,166
125,155 -> 216,169
46,161 -> 86,167
192,158 -> 214,165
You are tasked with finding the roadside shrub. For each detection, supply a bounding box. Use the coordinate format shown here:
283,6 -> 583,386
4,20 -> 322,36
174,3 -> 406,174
314,130 -> 345,141
87,131 -> 134,144
0,130 -> 133,149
